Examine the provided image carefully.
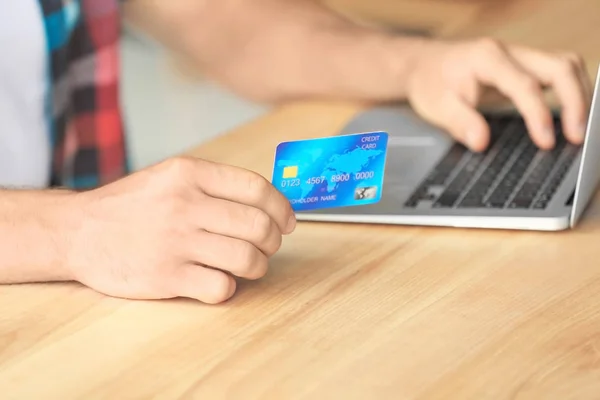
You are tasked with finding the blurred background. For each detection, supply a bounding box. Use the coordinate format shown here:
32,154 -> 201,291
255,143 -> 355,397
120,30 -> 269,170
120,0 -> 599,170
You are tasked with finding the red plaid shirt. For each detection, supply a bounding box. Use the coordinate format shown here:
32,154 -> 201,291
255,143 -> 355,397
40,0 -> 129,189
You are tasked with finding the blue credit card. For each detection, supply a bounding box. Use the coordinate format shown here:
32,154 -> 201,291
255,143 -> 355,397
271,131 -> 389,211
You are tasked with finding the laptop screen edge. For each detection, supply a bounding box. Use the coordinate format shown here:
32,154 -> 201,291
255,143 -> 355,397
570,64 -> 600,228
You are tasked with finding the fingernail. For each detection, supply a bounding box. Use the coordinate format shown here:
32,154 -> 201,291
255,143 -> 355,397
286,213 -> 296,233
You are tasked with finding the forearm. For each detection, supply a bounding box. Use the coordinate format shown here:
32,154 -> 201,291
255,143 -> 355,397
0,190 -> 77,284
123,0 -> 427,102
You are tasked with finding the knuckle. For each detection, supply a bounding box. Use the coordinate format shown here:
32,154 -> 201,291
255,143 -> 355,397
476,37 -> 503,56
159,157 -> 197,188
563,52 -> 584,66
236,242 -> 266,279
204,274 -> 235,304
164,156 -> 195,173
270,233 -> 283,255
520,76 -> 542,96
246,172 -> 270,200
249,209 -> 272,242
262,233 -> 283,258
249,254 -> 269,280
556,54 -> 580,74
237,241 -> 259,270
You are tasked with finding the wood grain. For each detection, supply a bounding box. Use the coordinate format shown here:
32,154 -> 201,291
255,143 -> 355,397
2,1 -> 600,399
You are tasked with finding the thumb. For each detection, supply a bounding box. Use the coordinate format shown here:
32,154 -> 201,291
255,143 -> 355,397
168,264 -> 237,304
432,96 -> 490,152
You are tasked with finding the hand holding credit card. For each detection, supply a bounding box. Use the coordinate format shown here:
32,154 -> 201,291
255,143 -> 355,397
271,131 -> 389,211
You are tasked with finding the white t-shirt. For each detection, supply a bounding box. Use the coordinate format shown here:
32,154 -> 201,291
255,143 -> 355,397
0,0 -> 51,188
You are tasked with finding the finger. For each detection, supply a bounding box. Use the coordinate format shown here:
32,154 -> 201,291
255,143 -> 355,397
197,196 -> 282,256
428,94 -> 490,152
189,230 -> 269,280
507,45 -> 591,143
571,58 -> 594,102
473,40 -> 555,149
167,263 -> 236,304
578,63 -> 594,104
190,159 -> 295,234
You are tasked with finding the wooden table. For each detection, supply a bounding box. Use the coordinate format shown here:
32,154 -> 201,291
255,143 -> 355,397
2,1 -> 600,399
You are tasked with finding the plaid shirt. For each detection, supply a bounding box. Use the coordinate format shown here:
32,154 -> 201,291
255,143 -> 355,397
40,0 -> 129,189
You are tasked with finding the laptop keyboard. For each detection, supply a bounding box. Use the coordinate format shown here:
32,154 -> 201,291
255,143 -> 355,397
404,115 -> 579,210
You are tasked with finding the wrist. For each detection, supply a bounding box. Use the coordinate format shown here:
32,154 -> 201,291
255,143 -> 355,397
369,34 -> 432,101
0,189 -> 82,284
255,24 -> 434,102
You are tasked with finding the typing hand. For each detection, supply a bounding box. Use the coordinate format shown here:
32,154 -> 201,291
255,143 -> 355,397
66,156 -> 296,304
405,38 -> 592,152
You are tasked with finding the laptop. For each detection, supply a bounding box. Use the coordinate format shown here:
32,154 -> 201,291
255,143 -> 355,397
295,65 -> 600,231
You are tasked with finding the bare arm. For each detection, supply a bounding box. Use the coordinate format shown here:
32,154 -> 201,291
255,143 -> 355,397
122,0 -> 423,102
0,190 -> 76,284
0,157 -> 296,304
123,0 -> 591,151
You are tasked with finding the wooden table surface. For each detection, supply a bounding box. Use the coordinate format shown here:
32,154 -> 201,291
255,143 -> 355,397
2,1 -> 600,399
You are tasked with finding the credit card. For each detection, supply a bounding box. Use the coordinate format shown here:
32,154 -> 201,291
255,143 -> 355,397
271,131 -> 389,211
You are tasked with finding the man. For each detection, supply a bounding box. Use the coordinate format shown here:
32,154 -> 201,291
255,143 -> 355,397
0,0 -> 592,304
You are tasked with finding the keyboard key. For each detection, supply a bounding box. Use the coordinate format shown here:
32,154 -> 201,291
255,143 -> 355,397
427,144 -> 467,185
434,192 -> 462,207
509,197 -> 534,208
485,139 -> 537,208
507,140 -> 568,209
434,153 -> 486,208
404,144 -> 468,207
403,113 -> 579,211
457,132 -> 522,208
531,146 -> 578,209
